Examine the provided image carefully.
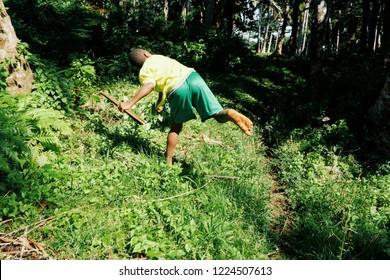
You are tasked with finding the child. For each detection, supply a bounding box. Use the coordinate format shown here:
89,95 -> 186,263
119,49 -> 253,165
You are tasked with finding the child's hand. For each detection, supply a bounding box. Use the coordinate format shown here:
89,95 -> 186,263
118,101 -> 131,112
157,106 -> 164,113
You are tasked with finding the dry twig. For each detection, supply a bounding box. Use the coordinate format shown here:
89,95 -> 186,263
1,233 -> 49,260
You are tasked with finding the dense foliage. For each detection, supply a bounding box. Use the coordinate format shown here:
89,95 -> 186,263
1,0 -> 389,260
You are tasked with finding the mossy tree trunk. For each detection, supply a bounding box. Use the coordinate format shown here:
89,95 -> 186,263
0,0 -> 33,94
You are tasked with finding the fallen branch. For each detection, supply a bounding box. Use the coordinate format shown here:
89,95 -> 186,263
7,215 -> 56,237
1,234 -> 49,260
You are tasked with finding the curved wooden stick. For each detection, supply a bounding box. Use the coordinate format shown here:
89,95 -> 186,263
99,91 -> 146,125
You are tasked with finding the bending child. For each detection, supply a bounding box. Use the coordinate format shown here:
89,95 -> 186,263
119,49 -> 253,165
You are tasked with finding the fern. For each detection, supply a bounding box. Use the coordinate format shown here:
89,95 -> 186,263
0,154 -> 11,173
0,109 -> 30,172
24,108 -> 73,136
0,91 -> 73,193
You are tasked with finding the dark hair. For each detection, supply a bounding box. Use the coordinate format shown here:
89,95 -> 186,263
129,49 -> 148,67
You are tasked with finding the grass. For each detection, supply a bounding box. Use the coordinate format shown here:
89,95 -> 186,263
271,124 -> 390,259
0,81 -> 278,260
1,55 -> 389,260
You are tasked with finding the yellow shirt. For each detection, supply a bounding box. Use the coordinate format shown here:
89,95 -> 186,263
139,55 -> 194,108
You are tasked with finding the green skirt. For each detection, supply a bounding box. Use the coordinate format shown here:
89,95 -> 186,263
168,71 -> 223,123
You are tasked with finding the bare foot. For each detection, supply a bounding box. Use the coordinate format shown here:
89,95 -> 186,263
226,109 -> 253,136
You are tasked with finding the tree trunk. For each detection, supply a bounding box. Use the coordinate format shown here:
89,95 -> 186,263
257,0 -> 264,53
375,1 -> 385,50
272,3 -> 290,56
308,0 -> 331,97
360,0 -> 370,54
0,0 -> 33,94
224,0 -> 235,35
212,0 -> 234,34
298,1 -> 310,55
365,74 -> 390,156
368,0 -> 380,53
181,0 -> 191,25
164,0 -> 169,21
289,0 -> 304,56
335,9 -> 341,54
383,0 -> 390,43
347,11 -> 359,45
365,0 -> 390,156
369,0 -> 382,52
214,0 -> 226,29
205,0 -> 215,26
261,4 -> 272,53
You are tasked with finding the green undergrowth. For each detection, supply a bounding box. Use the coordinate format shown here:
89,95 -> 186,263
0,82 -> 277,260
271,122 -> 390,259
2,54 -> 389,260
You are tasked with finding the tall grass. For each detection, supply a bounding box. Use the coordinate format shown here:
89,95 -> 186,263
1,53 -> 389,261
272,123 -> 390,259
0,81 -> 277,260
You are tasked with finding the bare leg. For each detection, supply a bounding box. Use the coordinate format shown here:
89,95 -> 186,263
214,109 -> 253,136
166,122 -> 183,165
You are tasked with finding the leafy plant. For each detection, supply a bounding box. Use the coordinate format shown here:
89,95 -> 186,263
0,89 -> 72,218
32,56 -> 97,111
272,123 -> 390,259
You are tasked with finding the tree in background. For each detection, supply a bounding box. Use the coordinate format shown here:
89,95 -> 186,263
360,0 -> 382,54
0,0 -> 32,94
366,0 -> 390,155
288,0 -> 309,56
308,0 -> 332,98
272,0 -> 290,56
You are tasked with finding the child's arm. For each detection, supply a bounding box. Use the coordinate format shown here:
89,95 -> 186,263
119,82 -> 155,112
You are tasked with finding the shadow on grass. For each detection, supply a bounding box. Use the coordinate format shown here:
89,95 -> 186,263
206,55 -> 312,147
88,114 -> 165,159
92,55 -> 389,260
275,216 -> 390,259
204,55 -> 389,260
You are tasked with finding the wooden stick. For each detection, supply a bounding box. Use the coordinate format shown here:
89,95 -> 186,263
99,90 -> 147,125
